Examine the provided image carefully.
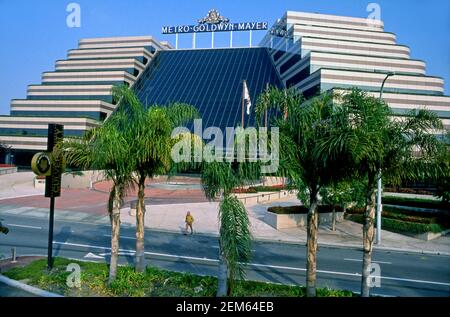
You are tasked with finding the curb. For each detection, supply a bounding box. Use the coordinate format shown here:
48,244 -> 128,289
0,274 -> 64,297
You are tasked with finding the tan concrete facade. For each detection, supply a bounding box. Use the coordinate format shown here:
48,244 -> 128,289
0,35 -> 169,152
261,11 -> 450,126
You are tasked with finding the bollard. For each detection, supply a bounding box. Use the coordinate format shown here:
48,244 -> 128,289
11,247 -> 17,263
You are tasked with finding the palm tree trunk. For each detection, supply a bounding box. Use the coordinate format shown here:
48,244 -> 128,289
306,190 -> 319,297
331,206 -> 336,231
135,172 -> 146,273
361,173 -> 377,297
216,243 -> 228,297
109,184 -> 122,284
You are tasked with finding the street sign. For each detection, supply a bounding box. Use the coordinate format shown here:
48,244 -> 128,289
30,123 -> 64,270
45,124 -> 64,198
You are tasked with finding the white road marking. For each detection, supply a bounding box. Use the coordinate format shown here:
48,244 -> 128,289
52,241 -> 450,287
53,241 -> 218,263
146,250 -> 219,263
84,252 -> 105,259
103,234 -> 136,240
379,276 -> 450,286
6,223 -> 42,230
99,252 -> 135,256
344,258 -> 392,265
211,245 -> 257,252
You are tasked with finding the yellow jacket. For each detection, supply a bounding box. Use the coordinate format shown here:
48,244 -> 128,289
186,215 -> 194,224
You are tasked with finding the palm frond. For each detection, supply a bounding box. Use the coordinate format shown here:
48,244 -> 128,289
219,195 -> 252,292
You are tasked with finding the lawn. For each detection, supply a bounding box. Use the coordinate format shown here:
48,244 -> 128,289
3,257 -> 355,297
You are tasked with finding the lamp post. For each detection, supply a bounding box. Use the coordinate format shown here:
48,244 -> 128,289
376,71 -> 395,244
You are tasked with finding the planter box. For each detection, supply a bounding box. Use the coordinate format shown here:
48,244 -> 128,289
264,210 -> 344,229
414,229 -> 450,241
62,170 -> 106,189
34,177 -> 46,190
0,167 -> 18,175
235,190 -> 298,205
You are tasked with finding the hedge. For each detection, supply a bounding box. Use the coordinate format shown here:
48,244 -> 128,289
382,196 -> 449,211
345,214 -> 443,234
268,205 -> 344,215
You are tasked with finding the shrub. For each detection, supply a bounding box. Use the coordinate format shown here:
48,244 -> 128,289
3,258 -> 355,297
384,187 -> 434,196
382,196 -> 449,211
268,205 -> 344,215
382,218 -> 443,234
345,213 -> 444,234
231,187 -> 257,194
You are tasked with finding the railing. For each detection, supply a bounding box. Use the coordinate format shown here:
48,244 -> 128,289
0,166 -> 18,175
234,189 -> 298,205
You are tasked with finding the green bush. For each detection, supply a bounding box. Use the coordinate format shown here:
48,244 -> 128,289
382,196 -> 449,211
347,206 -> 449,228
268,205 -> 344,215
382,218 -> 443,234
3,257 -> 355,297
252,185 -> 290,192
345,214 -> 443,234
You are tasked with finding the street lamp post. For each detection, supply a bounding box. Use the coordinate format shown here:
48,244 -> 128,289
376,71 -> 395,244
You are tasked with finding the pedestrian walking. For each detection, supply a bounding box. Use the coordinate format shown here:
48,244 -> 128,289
184,211 -> 194,235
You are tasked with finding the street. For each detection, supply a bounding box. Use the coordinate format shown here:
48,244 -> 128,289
0,212 -> 449,297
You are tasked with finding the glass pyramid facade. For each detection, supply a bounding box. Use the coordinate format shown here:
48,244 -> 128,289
133,47 -> 284,129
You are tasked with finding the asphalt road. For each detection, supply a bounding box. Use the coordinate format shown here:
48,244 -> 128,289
0,213 -> 449,297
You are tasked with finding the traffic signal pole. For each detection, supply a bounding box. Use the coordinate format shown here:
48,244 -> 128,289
47,196 -> 55,269
31,123 -> 64,270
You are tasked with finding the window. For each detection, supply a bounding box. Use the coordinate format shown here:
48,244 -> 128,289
280,54 -> 302,75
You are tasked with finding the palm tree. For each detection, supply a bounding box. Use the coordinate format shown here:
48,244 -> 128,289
201,157 -> 259,296
317,88 -> 446,296
64,112 -> 134,284
256,88 -> 352,297
111,86 -> 199,272
0,141 -> 12,164
434,132 -> 450,205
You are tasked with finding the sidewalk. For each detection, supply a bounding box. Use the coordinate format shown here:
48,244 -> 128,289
0,172 -> 43,200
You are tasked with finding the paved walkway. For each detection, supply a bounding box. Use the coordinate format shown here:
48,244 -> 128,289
0,172 -> 43,200
1,172 -> 449,255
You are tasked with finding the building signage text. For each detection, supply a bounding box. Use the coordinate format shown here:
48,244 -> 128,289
162,9 -> 268,34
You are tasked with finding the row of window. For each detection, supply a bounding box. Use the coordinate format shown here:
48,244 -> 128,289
10,111 -> 107,121
280,53 -> 302,75
0,128 -> 86,137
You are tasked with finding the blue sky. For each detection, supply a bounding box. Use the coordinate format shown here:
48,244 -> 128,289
0,0 -> 449,115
